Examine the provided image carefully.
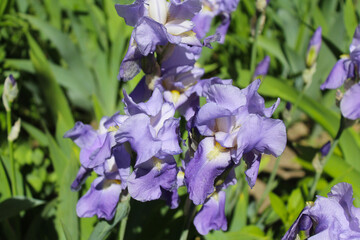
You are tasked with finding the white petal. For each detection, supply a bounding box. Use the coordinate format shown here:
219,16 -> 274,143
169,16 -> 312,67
165,19 -> 194,36
148,0 -> 168,25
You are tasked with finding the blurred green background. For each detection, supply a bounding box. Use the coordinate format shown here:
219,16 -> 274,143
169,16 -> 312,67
1,0 -> 360,239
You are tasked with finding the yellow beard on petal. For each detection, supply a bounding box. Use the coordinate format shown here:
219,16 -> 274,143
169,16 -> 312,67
206,142 -> 227,160
171,90 -> 181,103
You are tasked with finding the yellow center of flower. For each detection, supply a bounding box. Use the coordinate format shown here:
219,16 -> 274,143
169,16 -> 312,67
171,90 -> 181,103
153,158 -> 163,171
206,142 -> 227,160
102,179 -> 122,189
108,126 -> 119,132
340,54 -> 350,59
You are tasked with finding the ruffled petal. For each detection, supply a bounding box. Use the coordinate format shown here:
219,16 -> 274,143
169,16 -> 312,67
116,114 -> 162,166
193,191 -> 227,235
157,118 -> 182,155
76,176 -> 122,221
340,83 -> 360,120
185,137 -> 231,205
127,156 -> 177,202
115,0 -> 145,27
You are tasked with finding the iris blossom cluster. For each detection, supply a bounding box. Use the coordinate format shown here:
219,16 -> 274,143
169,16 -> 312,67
321,25 -> 360,120
283,182 -> 360,240
64,0 -> 287,236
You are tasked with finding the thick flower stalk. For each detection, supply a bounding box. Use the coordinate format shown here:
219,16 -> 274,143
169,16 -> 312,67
283,182 -> 360,240
321,25 -> 360,120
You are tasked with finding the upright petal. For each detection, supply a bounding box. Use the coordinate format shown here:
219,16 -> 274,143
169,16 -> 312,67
193,191 -> 227,235
185,137 -> 231,205
205,84 -> 246,111
340,83 -> 360,120
157,118 -> 182,155
123,88 -> 163,117
63,121 -> 97,149
350,25 -> 360,53
169,0 -> 202,20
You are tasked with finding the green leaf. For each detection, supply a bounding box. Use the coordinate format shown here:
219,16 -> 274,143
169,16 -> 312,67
287,189 -> 304,226
26,32 -> 74,128
0,197 -> 44,221
21,121 -> 48,146
89,197 -> 130,240
207,225 -> 267,240
229,187 -> 248,232
0,156 -> 12,201
269,192 -> 287,224
344,0 -> 357,40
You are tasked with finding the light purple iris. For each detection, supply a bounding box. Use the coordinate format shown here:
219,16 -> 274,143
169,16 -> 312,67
321,25 -> 360,120
116,88 -> 182,166
192,0 -> 240,43
185,79 -> 286,205
116,0 -> 202,56
283,182 -> 360,240
64,116 -> 131,220
193,190 -> 227,235
253,55 -> 270,80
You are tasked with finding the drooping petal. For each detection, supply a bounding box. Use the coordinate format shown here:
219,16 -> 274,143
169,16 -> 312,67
157,118 -> 182,155
79,133 -> 112,169
193,191 -> 227,235
76,176 -> 122,221
63,121 -> 97,149
113,145 -> 131,189
243,151 -> 261,188
115,0 -> 145,27
71,166 -> 92,191
320,59 -> 349,90
185,137 -> 231,205
236,114 -> 287,158
118,35 -> 143,81
127,156 -> 177,202
216,13 -> 231,44
129,76 -> 152,103
116,114 -> 162,166
282,206 -> 313,240
192,11 -> 214,39
340,83 -> 360,120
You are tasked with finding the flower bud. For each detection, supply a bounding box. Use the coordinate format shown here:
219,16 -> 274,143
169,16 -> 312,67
2,75 -> 18,111
253,56 -> 270,80
306,27 -> 322,68
8,118 -> 21,142
320,141 -> 331,157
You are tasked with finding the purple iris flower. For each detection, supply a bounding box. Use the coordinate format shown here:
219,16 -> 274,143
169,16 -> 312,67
253,55 -> 270,80
116,88 -> 182,167
283,182 -> 360,240
321,25 -> 360,120
115,0 -> 202,56
306,27 -> 322,67
185,79 -> 286,205
193,190 -> 227,235
192,0 -> 239,43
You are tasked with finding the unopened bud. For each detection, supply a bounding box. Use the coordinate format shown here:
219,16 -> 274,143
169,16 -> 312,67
306,27 -> 322,68
8,118 -> 21,142
2,75 -> 18,111
253,56 -> 270,80
320,141 -> 331,157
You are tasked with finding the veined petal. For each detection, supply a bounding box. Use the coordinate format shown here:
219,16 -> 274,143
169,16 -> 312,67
127,156 -> 177,202
76,176 -> 122,221
116,114 -> 162,166
340,83 -> 360,120
148,0 -> 168,25
193,191 -> 227,235
169,0 -> 202,20
205,84 -> 246,111
157,118 -> 182,155
115,0 -> 145,27
195,102 -> 233,136
185,137 -> 231,205
71,166 -> 92,191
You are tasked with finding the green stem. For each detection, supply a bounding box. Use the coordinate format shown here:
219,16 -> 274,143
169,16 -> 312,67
119,216 -> 128,240
255,156 -> 281,212
250,12 -> 264,81
6,106 -> 17,196
180,198 -> 195,240
308,117 -> 345,200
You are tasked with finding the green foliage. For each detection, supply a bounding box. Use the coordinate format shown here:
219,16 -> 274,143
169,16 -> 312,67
1,0 -> 360,239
